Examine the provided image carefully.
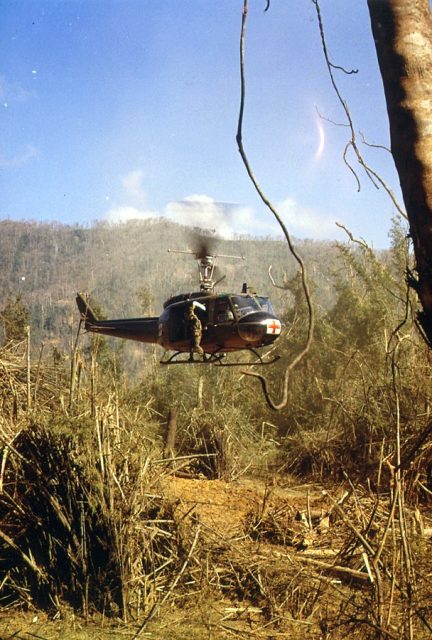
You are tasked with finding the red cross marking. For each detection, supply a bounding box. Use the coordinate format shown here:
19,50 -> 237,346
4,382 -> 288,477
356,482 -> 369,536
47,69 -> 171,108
267,320 -> 280,334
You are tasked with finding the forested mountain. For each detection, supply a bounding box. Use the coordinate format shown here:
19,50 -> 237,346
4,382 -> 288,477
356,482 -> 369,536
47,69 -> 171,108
0,217 -> 346,352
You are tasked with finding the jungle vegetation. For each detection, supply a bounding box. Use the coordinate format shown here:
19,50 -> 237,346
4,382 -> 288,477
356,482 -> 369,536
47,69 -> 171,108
1,215 -> 432,639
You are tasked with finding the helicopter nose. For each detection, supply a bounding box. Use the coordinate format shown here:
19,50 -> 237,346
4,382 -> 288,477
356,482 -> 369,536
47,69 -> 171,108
237,314 -> 282,343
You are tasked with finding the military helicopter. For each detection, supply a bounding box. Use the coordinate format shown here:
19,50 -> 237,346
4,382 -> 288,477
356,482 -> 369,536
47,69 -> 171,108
76,239 -> 282,365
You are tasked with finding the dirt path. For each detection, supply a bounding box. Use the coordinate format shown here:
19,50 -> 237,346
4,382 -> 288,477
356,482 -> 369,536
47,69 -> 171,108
162,476 -> 329,534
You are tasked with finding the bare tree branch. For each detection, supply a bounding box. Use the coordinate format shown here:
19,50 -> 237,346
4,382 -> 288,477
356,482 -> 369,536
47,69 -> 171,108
313,0 -> 407,220
236,0 -> 314,410
268,264 -> 289,290
360,131 -> 392,154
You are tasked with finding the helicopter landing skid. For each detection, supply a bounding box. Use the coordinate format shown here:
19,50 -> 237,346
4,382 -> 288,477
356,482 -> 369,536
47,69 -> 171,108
215,348 -> 280,367
159,349 -> 280,367
159,351 -> 226,365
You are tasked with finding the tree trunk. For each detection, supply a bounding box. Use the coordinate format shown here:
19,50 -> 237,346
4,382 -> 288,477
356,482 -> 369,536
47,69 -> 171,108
164,407 -> 178,460
367,0 -> 432,344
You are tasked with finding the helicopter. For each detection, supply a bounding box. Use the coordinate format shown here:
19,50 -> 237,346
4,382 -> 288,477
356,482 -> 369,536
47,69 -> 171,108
76,241 -> 282,366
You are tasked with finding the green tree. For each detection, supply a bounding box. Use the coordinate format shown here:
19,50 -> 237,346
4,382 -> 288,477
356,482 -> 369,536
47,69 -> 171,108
0,294 -> 30,343
136,285 -> 154,315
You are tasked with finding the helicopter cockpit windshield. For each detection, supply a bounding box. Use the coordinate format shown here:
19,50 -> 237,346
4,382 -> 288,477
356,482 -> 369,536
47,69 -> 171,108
256,296 -> 275,315
229,295 -> 276,320
230,294 -> 268,319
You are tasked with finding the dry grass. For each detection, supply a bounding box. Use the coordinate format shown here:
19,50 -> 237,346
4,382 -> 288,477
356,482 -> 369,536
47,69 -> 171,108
1,342 -> 432,639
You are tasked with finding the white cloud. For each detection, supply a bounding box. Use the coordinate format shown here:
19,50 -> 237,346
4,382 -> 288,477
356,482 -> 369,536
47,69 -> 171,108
104,172 -> 342,241
165,195 -> 235,237
277,197 -> 340,240
105,169 -> 158,222
165,194 -> 341,241
164,194 -> 281,239
121,169 -> 147,206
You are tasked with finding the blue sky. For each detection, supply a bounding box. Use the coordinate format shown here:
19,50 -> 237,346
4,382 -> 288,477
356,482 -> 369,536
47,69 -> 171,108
1,0 -> 405,247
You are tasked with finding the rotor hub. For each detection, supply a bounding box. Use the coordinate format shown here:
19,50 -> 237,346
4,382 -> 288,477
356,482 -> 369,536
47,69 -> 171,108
199,255 -> 215,291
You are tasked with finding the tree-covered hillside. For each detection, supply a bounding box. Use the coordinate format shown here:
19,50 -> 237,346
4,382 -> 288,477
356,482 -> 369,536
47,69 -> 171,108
0,217 -> 344,352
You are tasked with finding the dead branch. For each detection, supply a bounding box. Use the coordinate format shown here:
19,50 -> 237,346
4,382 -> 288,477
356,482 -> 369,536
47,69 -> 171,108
312,0 -> 407,220
236,0 -> 314,410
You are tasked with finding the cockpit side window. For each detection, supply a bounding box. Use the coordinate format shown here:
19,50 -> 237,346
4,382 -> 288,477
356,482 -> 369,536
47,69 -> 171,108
214,298 -> 234,323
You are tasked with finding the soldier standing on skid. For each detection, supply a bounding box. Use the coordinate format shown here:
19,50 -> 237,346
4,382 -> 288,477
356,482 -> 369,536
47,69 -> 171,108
186,303 -> 204,361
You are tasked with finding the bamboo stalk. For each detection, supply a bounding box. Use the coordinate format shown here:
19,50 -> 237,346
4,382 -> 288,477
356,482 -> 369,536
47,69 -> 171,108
26,325 -> 31,410
33,342 -> 44,405
133,525 -> 201,637
69,319 -> 82,409
0,528 -> 46,581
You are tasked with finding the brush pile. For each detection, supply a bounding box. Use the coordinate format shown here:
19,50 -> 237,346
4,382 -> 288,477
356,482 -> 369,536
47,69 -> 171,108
0,417 -> 199,621
0,424 -> 118,611
0,341 -> 195,621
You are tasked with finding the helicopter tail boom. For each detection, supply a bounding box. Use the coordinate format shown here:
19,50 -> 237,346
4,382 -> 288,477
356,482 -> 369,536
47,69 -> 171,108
76,292 -> 98,325
76,292 -> 160,344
